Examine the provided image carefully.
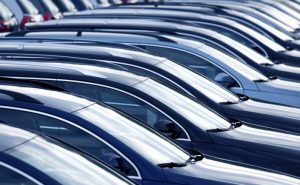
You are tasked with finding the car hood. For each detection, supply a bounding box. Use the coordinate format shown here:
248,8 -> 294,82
269,63 -> 300,76
256,79 -> 300,96
209,124 -> 300,158
163,158 -> 300,185
283,49 -> 300,59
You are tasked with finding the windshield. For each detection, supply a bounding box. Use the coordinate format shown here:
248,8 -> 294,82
133,79 -> 232,130
201,27 -> 277,65
91,45 -> 239,104
200,44 -> 269,81
74,104 -> 190,165
231,22 -> 286,51
6,136 -> 133,185
19,0 -> 39,14
224,9 -> 293,42
248,3 -> 299,29
162,34 -> 269,82
230,5 -> 294,32
157,60 -> 240,103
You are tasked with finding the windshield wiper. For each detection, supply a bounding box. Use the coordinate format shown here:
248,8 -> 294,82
207,120 -> 243,133
158,154 -> 204,168
158,162 -> 187,168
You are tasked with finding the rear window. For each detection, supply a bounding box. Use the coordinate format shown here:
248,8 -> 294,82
18,0 -> 39,14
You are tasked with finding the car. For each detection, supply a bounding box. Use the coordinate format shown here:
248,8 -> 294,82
1,59 -> 300,176
0,1 -> 17,32
52,0 -> 77,13
2,38 -> 300,132
29,0 -> 63,20
0,124 -> 137,185
21,19 -> 300,108
1,0 -> 43,29
1,83 -> 298,184
63,8 -> 300,65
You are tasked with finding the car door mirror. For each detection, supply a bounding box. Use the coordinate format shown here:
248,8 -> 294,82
215,72 -> 237,88
100,153 -> 131,175
154,119 -> 181,139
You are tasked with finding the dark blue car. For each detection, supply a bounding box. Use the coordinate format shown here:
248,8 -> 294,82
62,8 -> 300,67
2,41 -> 300,136
0,124 -> 136,185
1,61 -> 300,177
3,83 -> 299,184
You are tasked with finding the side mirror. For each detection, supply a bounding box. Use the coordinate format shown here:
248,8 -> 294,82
154,119 -> 181,139
100,153 -> 131,175
215,73 -> 236,88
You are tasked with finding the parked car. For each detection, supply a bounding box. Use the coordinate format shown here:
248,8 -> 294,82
0,124 -> 136,185
30,0 -> 62,20
22,19 -> 300,108
0,1 -> 17,32
1,60 -> 300,176
2,39 -> 300,132
1,83 -> 298,184
63,8 -> 300,66
1,0 -> 43,29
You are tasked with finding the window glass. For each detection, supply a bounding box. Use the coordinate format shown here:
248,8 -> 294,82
143,45 -> 240,88
133,79 -> 232,130
61,81 -> 188,139
74,104 -> 190,165
0,165 -> 37,185
0,109 -> 137,176
6,137 -> 134,185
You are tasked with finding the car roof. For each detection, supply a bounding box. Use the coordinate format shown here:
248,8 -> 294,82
25,17 -> 192,30
0,60 -> 149,86
0,124 -> 36,151
0,83 -> 95,113
0,42 -> 168,66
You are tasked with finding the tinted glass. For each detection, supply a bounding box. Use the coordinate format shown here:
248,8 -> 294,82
0,165 -> 37,185
143,45 -> 240,88
60,81 -> 188,139
6,137 -> 134,185
133,79 -> 232,130
74,104 -> 190,165
0,108 -> 137,177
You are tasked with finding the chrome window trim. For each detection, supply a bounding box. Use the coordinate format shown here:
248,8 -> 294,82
0,161 -> 43,185
0,76 -> 191,141
0,105 -> 142,180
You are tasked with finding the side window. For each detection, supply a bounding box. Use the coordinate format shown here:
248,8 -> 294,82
0,164 -> 37,185
60,81 -> 189,140
142,46 -> 240,89
0,108 -> 137,177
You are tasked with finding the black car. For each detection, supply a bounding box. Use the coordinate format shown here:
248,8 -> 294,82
1,60 -> 300,177
63,8 -> 300,67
